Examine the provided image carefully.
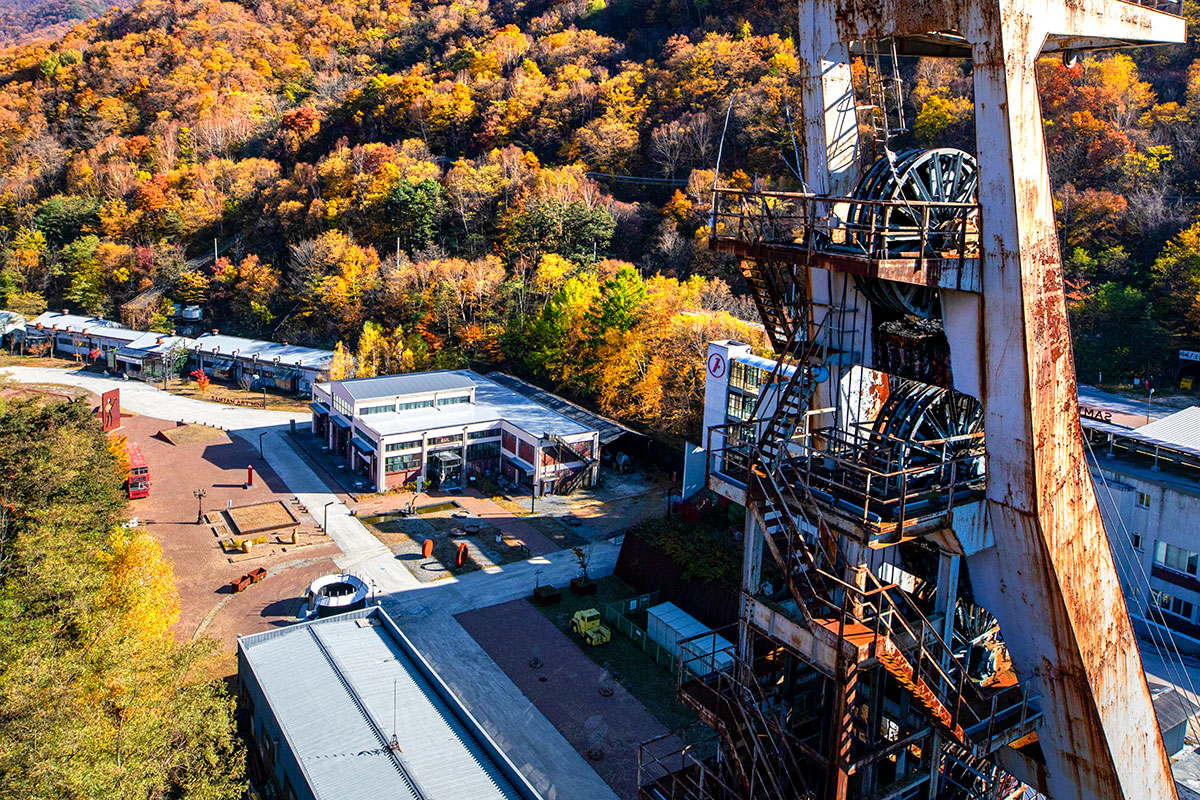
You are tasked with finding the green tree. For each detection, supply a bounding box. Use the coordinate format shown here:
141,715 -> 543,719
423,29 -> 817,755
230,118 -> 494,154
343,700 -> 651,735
0,398 -> 244,799
503,199 -> 615,266
383,178 -> 445,255
1071,282 -> 1169,381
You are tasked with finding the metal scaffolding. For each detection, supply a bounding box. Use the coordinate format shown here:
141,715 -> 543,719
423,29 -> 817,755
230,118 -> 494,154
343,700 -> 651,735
642,1 -> 1187,799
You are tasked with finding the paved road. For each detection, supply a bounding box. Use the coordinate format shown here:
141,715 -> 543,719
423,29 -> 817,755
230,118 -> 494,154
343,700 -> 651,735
2,366 -> 623,800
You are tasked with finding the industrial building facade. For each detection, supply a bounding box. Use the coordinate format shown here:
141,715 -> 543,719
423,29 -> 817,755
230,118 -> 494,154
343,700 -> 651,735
21,311 -> 333,393
1085,408 -> 1200,654
310,370 -> 600,495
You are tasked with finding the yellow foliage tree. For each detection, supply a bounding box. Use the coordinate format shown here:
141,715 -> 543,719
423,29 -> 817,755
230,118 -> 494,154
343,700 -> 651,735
100,529 -> 181,642
108,434 -> 131,482
329,340 -> 355,380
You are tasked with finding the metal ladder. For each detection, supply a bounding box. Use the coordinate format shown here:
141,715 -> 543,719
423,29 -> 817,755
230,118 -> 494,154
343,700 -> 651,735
859,38 -> 907,156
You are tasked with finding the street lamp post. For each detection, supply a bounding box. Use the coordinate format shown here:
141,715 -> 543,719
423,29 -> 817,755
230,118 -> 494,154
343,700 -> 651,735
324,500 -> 335,531
1147,384 -> 1156,425
193,488 -> 207,524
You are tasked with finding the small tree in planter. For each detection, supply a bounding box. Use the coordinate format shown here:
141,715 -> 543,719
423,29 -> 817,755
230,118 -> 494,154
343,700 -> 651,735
570,545 -> 597,595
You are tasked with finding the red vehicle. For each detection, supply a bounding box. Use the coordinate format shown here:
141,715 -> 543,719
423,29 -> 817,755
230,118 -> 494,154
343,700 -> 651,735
127,443 -> 150,499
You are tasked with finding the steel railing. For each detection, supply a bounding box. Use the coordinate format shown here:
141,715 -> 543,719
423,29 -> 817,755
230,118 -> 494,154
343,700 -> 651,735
709,188 -> 980,267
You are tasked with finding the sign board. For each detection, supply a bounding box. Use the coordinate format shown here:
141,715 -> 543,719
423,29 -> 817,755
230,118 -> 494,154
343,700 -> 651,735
707,352 -> 726,379
99,388 -> 121,432
1180,350 -> 1200,363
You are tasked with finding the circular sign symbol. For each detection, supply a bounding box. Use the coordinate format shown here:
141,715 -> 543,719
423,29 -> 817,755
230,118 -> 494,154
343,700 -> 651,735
707,353 -> 726,378
811,365 -> 830,384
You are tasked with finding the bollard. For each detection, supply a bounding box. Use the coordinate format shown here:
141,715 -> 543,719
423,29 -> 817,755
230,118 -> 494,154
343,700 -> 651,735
455,542 -> 469,568
247,465 -> 254,488
422,539 -> 434,558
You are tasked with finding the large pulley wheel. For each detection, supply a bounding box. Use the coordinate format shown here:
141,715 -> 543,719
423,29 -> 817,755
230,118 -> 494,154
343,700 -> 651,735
867,379 -> 984,486
846,149 -> 979,320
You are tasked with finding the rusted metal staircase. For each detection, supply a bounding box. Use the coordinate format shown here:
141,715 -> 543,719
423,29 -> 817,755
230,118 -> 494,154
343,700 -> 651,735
741,259 -> 803,354
735,280 -> 1005,760
683,670 -> 813,800
547,433 -> 596,495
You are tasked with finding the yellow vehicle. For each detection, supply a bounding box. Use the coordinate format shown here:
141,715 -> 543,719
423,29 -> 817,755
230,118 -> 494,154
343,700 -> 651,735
570,608 -> 611,646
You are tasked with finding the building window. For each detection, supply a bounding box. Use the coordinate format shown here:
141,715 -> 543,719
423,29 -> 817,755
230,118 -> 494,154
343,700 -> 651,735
428,434 -> 462,447
385,440 -> 420,453
1137,491 -> 1151,509
332,395 -> 351,416
501,430 -> 516,453
1154,541 -> 1200,576
726,391 -> 756,421
438,394 -> 470,406
518,440 -> 535,464
1154,590 -> 1195,622
1131,532 -> 1143,551
359,404 -> 392,415
397,399 -> 435,411
385,453 -> 421,473
729,361 -> 767,393
467,441 -> 500,460
468,429 -> 500,440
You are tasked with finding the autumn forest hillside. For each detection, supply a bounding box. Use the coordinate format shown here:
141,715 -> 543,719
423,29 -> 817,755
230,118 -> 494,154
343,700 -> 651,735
2,0 -> 1200,439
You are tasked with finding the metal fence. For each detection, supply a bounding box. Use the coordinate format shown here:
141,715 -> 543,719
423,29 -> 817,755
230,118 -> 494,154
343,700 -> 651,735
603,591 -> 678,673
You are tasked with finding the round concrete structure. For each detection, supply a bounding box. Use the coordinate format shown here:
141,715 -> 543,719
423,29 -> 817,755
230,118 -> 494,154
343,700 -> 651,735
306,573 -> 369,618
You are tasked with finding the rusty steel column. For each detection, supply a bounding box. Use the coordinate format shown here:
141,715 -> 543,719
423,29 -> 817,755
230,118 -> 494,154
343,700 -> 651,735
968,2 -> 1176,798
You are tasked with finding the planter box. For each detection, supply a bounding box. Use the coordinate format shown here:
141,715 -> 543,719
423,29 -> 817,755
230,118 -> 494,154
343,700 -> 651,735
570,577 -> 598,596
248,567 -> 267,584
533,585 -> 562,606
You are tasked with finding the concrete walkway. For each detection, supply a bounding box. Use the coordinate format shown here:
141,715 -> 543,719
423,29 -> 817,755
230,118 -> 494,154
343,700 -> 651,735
1,366 -> 624,800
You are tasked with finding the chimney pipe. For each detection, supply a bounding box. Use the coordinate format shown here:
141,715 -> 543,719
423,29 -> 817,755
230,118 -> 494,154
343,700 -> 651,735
61,309 -> 68,316
212,329 -> 219,336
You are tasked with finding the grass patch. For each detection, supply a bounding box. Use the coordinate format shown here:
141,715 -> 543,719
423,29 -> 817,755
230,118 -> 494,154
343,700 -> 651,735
415,500 -> 460,515
524,515 -> 587,550
527,574 -> 697,732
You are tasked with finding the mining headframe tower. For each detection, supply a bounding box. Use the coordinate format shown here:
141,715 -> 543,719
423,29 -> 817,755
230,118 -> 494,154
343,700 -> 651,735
637,0 -> 1187,799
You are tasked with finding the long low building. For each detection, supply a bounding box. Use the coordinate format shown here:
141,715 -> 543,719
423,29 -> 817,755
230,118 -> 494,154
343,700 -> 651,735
310,370 -> 599,495
22,311 -> 333,394
237,606 -> 545,800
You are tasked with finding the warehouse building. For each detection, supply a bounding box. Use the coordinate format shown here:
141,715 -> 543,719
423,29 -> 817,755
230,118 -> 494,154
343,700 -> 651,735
237,606 -> 545,800
310,370 -> 600,495
21,312 -> 333,394
24,310 -> 144,366
190,330 -> 333,394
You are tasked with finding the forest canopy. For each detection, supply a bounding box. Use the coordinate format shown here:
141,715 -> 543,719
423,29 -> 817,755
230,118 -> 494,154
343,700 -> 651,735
0,0 -> 1197,440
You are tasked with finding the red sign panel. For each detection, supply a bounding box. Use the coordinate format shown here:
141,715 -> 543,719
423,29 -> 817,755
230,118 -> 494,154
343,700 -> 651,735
100,388 -> 121,432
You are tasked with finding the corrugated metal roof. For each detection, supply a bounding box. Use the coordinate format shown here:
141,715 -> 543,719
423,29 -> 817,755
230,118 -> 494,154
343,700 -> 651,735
339,371 -> 477,401
239,608 -> 543,800
192,333 -> 333,370
1136,406 -> 1200,454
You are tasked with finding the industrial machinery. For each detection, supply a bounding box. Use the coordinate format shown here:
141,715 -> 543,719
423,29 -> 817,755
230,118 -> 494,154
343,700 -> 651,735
570,608 -> 612,646
638,0 -> 1186,799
